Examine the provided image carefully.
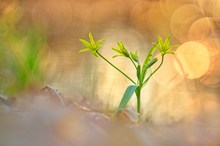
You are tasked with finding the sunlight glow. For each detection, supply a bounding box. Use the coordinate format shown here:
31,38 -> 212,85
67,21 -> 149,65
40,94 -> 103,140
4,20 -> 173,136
175,41 -> 210,79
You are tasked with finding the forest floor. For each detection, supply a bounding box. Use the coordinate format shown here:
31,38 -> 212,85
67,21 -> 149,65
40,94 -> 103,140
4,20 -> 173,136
0,85 -> 220,146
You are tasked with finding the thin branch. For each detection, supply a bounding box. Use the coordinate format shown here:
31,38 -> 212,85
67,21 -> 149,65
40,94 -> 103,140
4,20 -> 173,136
97,52 -> 136,84
129,57 -> 137,69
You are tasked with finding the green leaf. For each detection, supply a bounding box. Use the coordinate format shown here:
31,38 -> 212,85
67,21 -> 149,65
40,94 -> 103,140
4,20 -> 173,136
96,43 -> 102,48
154,35 -> 177,56
158,36 -> 163,48
112,55 -> 123,58
96,39 -> 105,48
136,64 -> 141,80
112,48 -> 123,54
89,32 -> 96,48
79,32 -> 104,57
88,32 -> 94,42
117,41 -> 129,57
168,45 -> 179,49
79,48 -> 90,53
92,51 -> 99,57
96,39 -> 105,44
145,58 -> 158,69
152,42 -> 159,49
142,58 -> 158,79
164,35 -> 171,48
166,51 -> 175,54
142,45 -> 157,79
130,51 -> 139,62
117,85 -> 138,111
79,39 -> 91,48
117,41 -> 124,50
143,45 -> 157,65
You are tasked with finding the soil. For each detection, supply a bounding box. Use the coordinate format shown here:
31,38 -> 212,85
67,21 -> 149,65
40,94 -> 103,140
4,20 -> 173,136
0,85 -> 220,146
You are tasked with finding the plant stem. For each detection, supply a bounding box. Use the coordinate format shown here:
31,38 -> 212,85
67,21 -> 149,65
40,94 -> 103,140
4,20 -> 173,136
129,57 -> 137,69
97,51 -> 136,84
135,86 -> 141,122
143,54 -> 165,86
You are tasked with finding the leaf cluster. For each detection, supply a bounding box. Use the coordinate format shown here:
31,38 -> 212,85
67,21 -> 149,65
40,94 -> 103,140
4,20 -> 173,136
79,32 -> 104,57
153,35 -> 178,55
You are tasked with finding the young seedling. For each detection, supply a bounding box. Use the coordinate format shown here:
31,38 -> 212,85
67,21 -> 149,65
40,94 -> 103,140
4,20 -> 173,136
79,32 -> 177,122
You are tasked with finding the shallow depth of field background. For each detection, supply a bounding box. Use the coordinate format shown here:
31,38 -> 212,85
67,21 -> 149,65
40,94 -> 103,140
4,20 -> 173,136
1,0 -> 220,125
0,0 -> 220,146
1,0 -> 220,121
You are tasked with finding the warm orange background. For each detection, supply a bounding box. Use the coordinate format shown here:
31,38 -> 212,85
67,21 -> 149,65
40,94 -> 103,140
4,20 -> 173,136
1,0 -> 220,122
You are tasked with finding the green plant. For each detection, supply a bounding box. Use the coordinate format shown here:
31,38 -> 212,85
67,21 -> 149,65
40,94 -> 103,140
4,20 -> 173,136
79,32 -> 177,121
0,4 -> 46,96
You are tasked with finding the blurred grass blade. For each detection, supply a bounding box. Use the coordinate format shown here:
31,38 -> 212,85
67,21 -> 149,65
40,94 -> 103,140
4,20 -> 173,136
118,85 -> 138,111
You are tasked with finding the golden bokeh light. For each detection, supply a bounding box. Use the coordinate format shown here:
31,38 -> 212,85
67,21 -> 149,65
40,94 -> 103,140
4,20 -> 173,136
83,0 -> 128,25
197,0 -> 220,19
200,54 -> 220,86
175,41 -> 210,79
163,0 -> 197,16
170,4 -> 203,42
130,1 -> 153,34
1,0 -> 220,127
188,17 -> 215,41
0,1 -> 220,146
131,1 -> 170,39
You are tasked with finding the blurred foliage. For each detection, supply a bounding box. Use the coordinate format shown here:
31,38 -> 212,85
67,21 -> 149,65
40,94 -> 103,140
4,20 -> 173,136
0,2 -> 46,96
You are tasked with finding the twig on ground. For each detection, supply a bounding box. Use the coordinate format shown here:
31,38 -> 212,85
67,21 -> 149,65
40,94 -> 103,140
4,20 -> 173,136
41,85 -> 65,106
